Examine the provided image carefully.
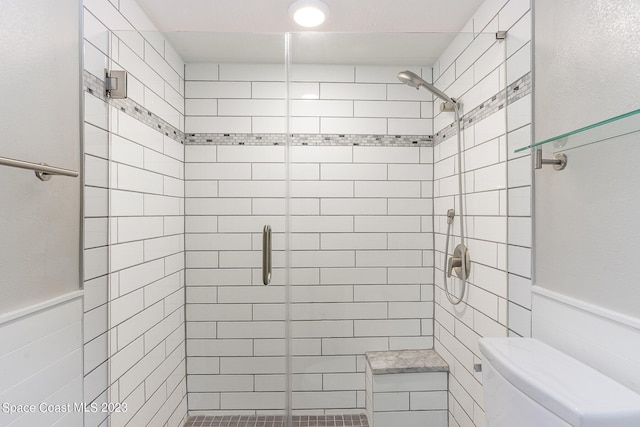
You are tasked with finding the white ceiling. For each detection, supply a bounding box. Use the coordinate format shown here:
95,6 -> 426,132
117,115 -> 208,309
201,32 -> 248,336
134,0 -> 486,64
135,0 -> 484,33
164,32 -> 458,65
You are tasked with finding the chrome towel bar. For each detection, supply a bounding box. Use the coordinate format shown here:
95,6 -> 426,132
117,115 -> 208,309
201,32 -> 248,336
0,156 -> 79,181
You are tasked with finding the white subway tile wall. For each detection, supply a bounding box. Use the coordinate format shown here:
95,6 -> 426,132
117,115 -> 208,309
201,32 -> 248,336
431,1 -> 533,427
185,64 -> 434,136
183,62 -> 436,415
185,142 -> 435,415
81,0 -> 532,424
182,8 -> 532,418
83,0 -> 187,426
365,367 -> 448,427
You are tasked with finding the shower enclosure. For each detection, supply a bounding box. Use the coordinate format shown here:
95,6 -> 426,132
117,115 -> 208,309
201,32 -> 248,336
93,26 -> 518,426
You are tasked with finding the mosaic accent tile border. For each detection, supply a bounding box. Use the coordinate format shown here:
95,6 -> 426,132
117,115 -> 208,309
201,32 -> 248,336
184,414 -> 369,427
185,133 -> 433,147
83,69 -> 530,149
83,71 -> 185,144
432,72 -> 532,145
507,71 -> 532,105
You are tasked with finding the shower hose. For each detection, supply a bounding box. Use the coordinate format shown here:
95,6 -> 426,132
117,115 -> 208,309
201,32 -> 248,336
443,103 -> 468,306
443,211 -> 467,305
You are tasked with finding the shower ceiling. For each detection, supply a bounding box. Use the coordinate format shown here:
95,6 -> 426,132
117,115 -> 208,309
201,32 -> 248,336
134,0 -> 486,64
164,32 -> 457,65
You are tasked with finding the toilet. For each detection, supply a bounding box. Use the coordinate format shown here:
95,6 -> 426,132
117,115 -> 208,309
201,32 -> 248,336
479,338 -> 640,427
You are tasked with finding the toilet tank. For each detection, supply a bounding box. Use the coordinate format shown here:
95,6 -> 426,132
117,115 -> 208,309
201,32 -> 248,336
479,338 -> 640,427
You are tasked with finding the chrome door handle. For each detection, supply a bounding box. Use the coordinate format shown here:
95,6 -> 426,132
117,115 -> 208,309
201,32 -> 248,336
262,225 -> 272,285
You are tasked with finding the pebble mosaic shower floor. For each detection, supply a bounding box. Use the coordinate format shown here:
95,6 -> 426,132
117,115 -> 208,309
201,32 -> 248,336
184,414 -> 370,427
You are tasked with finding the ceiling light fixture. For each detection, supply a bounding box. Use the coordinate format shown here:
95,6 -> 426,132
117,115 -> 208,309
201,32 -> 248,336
289,0 -> 329,28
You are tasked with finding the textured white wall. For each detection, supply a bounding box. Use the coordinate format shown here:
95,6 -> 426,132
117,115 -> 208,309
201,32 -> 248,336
0,2 -> 83,423
0,0 -> 81,312
534,0 -> 640,318
534,133 -> 640,318
534,0 -> 640,141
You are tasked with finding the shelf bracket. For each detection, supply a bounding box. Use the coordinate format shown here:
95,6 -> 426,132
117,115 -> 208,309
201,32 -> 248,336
535,148 -> 567,170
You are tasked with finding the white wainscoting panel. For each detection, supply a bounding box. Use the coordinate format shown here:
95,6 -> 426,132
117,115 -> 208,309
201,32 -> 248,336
532,286 -> 640,394
0,292 -> 83,427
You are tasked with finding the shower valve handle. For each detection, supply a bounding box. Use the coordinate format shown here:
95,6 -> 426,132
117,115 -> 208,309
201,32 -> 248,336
446,244 -> 471,280
447,256 -> 462,278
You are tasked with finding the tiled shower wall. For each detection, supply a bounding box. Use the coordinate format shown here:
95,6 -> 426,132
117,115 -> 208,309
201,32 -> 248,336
184,64 -> 433,136
431,0 -> 533,426
82,0 -> 187,426
184,64 -> 436,414
79,0 -> 532,424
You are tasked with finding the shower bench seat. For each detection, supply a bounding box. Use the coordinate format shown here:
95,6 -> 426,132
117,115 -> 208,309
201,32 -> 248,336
365,349 -> 449,427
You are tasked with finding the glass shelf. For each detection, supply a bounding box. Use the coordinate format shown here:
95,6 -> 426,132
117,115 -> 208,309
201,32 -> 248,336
515,108 -> 640,153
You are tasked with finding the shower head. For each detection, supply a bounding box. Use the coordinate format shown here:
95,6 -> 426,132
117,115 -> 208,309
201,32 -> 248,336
397,70 -> 455,105
397,70 -> 424,88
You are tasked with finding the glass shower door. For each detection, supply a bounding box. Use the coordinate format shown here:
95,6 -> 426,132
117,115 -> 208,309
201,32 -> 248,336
181,32 -> 290,419
94,31 -> 293,423
285,32 -> 439,422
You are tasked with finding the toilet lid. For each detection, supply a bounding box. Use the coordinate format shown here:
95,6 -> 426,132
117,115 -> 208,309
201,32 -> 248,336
479,338 -> 640,427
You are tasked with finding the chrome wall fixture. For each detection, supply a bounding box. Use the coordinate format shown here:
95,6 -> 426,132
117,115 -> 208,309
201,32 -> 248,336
262,225 -> 272,285
535,148 -> 567,170
447,244 -> 471,280
439,100 -> 457,112
0,156 -> 79,181
105,69 -> 128,99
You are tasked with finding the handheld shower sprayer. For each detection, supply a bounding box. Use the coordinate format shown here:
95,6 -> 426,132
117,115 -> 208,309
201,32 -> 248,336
397,71 -> 455,104
396,70 -> 461,112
